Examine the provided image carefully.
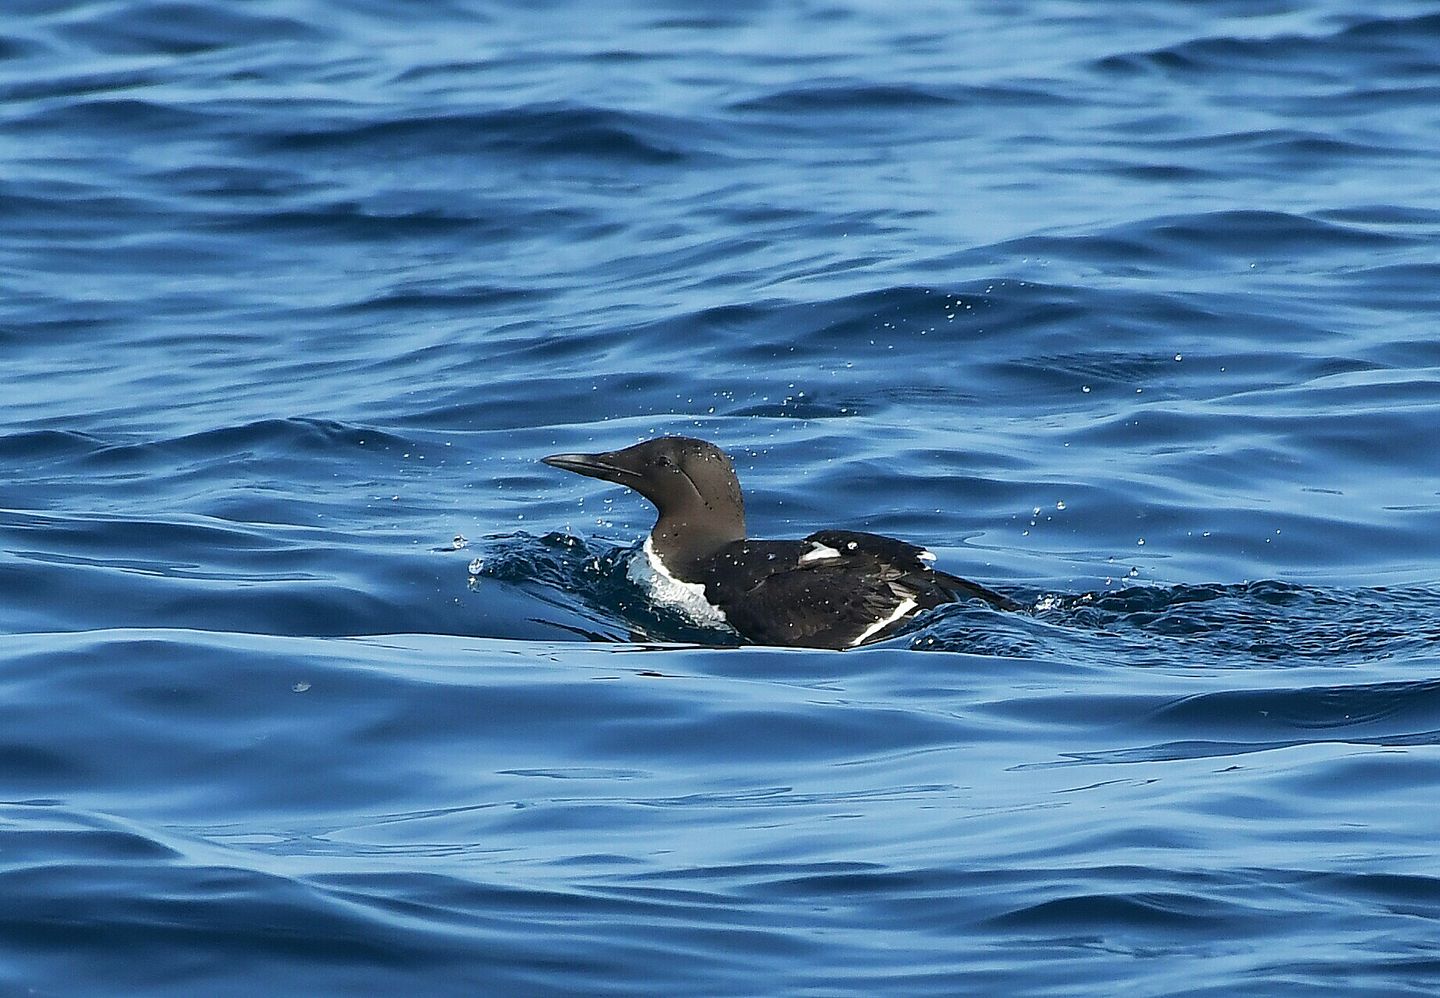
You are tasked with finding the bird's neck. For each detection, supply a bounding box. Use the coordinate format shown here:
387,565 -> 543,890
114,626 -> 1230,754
649,508 -> 745,582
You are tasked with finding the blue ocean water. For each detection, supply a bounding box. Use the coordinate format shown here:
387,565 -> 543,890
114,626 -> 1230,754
4,0 -> 1440,993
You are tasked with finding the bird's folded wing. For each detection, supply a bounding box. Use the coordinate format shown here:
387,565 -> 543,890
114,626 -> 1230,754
711,559 -> 917,649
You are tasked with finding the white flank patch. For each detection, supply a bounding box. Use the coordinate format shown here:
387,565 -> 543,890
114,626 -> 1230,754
918,549 -> 937,562
800,542 -> 842,563
849,596 -> 918,648
627,535 -> 736,632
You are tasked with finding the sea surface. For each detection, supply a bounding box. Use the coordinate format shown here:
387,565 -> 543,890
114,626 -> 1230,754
4,0 -> 1440,994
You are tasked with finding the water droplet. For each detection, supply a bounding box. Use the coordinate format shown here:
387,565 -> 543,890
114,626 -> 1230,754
1082,385 -> 1091,393
1056,500 -> 1066,510
452,535 -> 468,550
467,558 -> 484,576
292,682 -> 311,693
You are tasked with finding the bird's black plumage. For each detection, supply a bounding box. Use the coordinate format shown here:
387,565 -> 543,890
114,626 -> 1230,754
542,436 -> 1020,649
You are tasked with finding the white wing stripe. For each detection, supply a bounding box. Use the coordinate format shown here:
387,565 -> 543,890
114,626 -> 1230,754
849,597 -> 918,647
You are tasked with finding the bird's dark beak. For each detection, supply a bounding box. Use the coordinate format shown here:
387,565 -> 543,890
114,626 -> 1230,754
541,450 -> 638,485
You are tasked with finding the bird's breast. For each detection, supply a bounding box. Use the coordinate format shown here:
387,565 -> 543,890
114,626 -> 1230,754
627,535 -> 736,632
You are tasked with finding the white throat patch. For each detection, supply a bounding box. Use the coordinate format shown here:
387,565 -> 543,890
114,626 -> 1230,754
627,535 -> 736,632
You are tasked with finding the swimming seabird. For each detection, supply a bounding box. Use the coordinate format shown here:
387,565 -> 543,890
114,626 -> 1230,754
542,436 -> 1020,649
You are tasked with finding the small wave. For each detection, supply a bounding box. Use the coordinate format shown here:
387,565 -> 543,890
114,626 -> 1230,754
0,33 -> 52,62
0,429 -> 108,462
0,65 -> 165,102
730,83 -> 959,112
335,283 -> 546,315
1150,677 -> 1440,732
985,890 -> 1240,930
1338,11 -> 1440,43
210,200 -> 509,240
77,418 -> 409,468
1093,33 -> 1320,78
730,80 -> 1070,115
1093,15 -> 1440,80
10,98 -> 216,136
1334,262 -> 1440,313
255,104 -> 700,165
914,581 -> 1440,667
1120,209 -> 1407,257
58,1 -> 322,56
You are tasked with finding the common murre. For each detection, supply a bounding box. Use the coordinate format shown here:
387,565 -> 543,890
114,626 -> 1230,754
542,436 -> 1021,649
